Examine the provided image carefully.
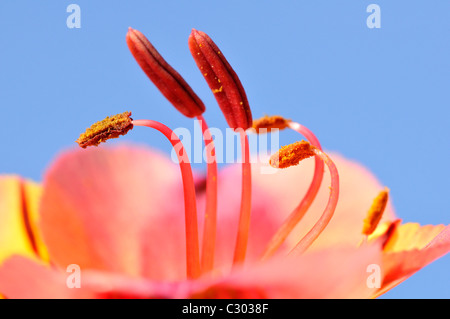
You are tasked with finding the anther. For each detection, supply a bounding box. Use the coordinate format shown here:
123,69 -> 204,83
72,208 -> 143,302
362,188 -> 390,236
269,141 -> 316,169
76,111 -> 133,149
188,29 -> 252,131
126,28 -> 205,118
252,115 -> 290,133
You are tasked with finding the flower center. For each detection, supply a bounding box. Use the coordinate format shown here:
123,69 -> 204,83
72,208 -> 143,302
75,28 -> 345,280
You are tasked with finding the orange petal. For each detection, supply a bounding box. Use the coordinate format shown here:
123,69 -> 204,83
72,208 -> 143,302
375,224 -> 450,296
383,222 -> 446,252
39,145 -> 192,281
0,176 -> 47,263
189,244 -> 382,298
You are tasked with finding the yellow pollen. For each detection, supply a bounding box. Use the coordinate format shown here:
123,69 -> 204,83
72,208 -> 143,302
362,188 -> 390,236
212,86 -> 223,93
252,115 -> 290,134
269,140 -> 316,169
76,111 -> 133,149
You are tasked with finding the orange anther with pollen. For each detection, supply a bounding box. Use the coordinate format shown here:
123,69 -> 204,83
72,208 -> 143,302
252,115 -> 290,133
362,188 -> 390,236
269,141 -> 316,169
76,111 -> 133,149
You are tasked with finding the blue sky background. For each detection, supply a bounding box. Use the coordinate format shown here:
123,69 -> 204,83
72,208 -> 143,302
0,1 -> 448,298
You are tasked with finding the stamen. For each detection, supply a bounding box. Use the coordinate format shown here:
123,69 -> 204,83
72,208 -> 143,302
196,115 -> 218,273
266,141 -> 340,255
188,29 -> 253,266
77,115 -> 201,279
259,119 -> 325,260
75,111 -> 133,149
132,119 -> 201,279
362,188 -> 390,236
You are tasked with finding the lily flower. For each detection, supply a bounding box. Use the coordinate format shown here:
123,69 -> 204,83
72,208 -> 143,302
0,28 -> 448,299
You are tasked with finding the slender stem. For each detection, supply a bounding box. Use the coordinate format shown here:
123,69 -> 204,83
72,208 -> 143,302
132,120 -> 201,279
233,130 -> 252,265
289,147 -> 339,255
196,115 -> 218,273
261,122 -> 324,260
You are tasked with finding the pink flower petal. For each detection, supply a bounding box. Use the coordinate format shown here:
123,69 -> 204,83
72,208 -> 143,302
0,256 -> 77,298
0,255 -> 186,299
189,244 -> 383,299
39,144 -> 192,280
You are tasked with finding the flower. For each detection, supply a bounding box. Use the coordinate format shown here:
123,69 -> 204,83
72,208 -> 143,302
0,146 -> 448,298
0,28 -> 448,299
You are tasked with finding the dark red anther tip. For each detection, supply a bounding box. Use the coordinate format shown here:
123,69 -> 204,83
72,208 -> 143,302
188,29 -> 252,130
127,28 -> 205,118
